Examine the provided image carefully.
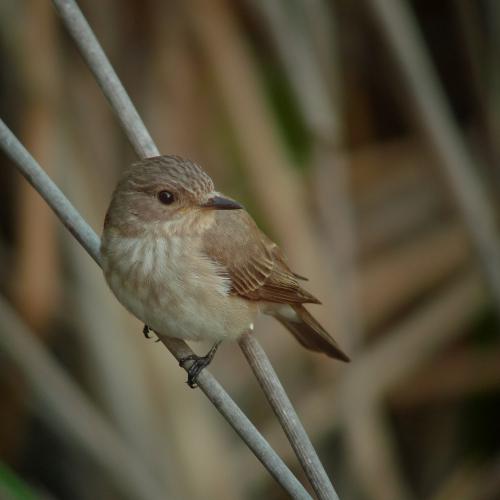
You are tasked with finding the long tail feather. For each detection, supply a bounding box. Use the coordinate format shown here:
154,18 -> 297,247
274,305 -> 350,362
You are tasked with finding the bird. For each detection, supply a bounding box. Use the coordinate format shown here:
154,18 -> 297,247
101,155 -> 349,387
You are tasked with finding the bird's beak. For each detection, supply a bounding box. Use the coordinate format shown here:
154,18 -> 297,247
202,195 -> 243,210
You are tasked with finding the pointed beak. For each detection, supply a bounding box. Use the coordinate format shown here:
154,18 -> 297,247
202,195 -> 243,210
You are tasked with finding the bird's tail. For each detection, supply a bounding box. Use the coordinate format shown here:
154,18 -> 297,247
274,304 -> 350,362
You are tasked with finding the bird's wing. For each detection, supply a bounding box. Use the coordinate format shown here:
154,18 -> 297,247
202,210 -> 320,304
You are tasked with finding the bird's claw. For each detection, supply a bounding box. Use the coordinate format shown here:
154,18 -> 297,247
179,342 -> 220,389
179,355 -> 209,388
143,324 -> 160,342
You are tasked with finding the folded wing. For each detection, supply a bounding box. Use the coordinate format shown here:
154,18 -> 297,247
202,210 -> 349,361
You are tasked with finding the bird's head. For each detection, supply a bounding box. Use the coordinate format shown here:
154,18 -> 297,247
104,155 -> 242,234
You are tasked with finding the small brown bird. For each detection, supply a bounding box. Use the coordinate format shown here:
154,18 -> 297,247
101,155 -> 349,387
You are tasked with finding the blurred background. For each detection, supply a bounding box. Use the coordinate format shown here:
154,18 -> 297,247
0,0 -> 499,499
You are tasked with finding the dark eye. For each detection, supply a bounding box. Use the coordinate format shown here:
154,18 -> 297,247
157,190 -> 175,205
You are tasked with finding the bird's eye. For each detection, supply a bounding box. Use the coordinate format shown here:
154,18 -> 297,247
157,190 -> 175,205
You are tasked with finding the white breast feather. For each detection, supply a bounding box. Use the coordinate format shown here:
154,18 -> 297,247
102,224 -> 256,342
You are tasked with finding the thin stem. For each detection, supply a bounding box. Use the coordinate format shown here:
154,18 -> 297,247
0,295 -> 166,500
49,0 -> 337,497
0,119 -> 310,500
52,0 -> 158,158
0,118 -> 101,264
366,0 -> 500,315
239,333 -> 340,500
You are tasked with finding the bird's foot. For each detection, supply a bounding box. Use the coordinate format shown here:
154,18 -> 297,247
142,324 -> 160,342
179,342 -> 221,388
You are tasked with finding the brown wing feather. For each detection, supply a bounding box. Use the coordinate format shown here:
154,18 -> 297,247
202,210 -> 319,304
275,304 -> 350,361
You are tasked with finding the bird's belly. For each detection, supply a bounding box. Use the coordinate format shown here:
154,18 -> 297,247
102,234 -> 257,342
144,291 -> 255,343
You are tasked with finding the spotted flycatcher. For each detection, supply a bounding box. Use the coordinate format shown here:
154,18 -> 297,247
101,155 -> 349,386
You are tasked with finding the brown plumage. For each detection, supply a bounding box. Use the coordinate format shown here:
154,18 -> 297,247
202,209 -> 349,361
101,154 -> 350,372
274,305 -> 350,361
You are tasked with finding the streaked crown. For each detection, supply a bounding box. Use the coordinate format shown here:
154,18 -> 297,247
124,155 -> 215,197
104,155 -> 221,232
